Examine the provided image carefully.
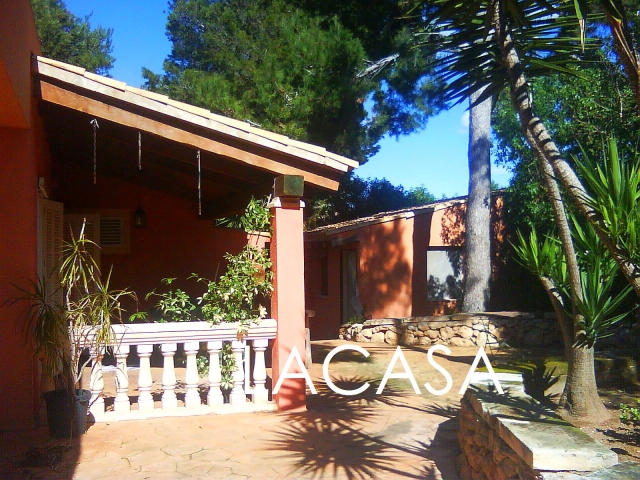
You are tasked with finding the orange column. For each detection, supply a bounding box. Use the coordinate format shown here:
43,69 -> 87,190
270,196 -> 306,411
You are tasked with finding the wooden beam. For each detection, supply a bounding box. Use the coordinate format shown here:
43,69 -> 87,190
39,81 -> 340,190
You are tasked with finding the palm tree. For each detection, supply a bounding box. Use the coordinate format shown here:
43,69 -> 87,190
418,0 -> 612,421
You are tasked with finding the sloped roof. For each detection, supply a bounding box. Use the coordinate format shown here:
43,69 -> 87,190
306,195 -> 468,236
33,56 -> 358,195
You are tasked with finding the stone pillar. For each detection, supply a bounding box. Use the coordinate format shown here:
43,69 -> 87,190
270,180 -> 306,412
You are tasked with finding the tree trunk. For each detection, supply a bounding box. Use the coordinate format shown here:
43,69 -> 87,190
539,276 -> 573,361
559,345 -> 609,422
603,11 -> 640,110
462,88 -> 492,313
490,0 -> 607,421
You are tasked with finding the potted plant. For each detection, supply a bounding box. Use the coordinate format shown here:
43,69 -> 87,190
9,222 -> 137,437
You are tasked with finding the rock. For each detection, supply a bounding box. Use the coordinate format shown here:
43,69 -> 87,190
427,329 -> 440,339
371,332 -> 385,343
450,337 -> 476,347
418,336 -> 432,346
361,328 -> 373,338
440,326 -> 454,340
401,332 -> 416,345
459,326 -> 474,339
418,322 -> 431,332
476,332 -> 488,348
385,330 -> 398,345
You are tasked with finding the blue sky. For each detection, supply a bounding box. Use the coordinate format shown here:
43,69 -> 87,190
63,0 -> 511,199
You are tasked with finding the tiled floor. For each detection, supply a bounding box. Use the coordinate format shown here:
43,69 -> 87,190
1,340 -> 482,479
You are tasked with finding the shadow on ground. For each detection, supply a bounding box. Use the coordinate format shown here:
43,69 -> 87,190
265,363 -> 462,479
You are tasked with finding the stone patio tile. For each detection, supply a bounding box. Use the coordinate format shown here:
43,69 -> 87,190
228,462 -> 282,478
176,459 -> 216,476
127,471 -> 184,480
161,443 -> 204,457
125,448 -> 170,466
190,447 -> 234,462
140,458 -> 179,473
200,464 -> 234,478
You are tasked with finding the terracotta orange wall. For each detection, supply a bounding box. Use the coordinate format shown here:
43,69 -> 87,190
305,199 -> 508,338
0,1 -> 48,429
358,218 -> 414,319
55,163 -> 252,315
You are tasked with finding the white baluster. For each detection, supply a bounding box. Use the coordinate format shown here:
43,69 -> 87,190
161,343 -> 178,409
252,339 -> 269,404
230,340 -> 246,406
184,341 -> 201,408
137,344 -> 154,412
89,348 -> 105,419
207,341 -> 224,406
114,344 -> 131,414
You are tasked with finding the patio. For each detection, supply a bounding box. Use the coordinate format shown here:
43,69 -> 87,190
0,340 -> 478,479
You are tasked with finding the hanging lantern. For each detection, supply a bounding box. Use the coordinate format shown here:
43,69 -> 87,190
134,206 -> 147,228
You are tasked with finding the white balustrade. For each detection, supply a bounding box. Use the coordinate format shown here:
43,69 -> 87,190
89,347 -> 105,419
230,340 -> 246,405
161,343 -> 178,409
114,344 -> 130,413
79,319 -> 277,422
207,341 -> 224,406
137,344 -> 155,412
184,341 -> 201,408
252,339 -> 269,404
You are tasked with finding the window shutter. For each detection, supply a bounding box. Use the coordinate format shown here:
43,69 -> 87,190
100,217 -> 123,247
38,198 -> 64,303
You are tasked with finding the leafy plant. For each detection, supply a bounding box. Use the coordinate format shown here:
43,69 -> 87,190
620,399 -> 640,430
60,223 -> 138,390
216,197 -> 272,233
346,312 -> 367,325
145,277 -> 196,322
193,244 -> 272,333
194,197 -> 273,335
7,221 -> 138,393
220,342 -> 237,391
512,214 -> 633,348
6,275 -> 68,388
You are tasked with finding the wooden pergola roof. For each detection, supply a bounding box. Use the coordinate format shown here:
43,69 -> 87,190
33,56 -> 358,218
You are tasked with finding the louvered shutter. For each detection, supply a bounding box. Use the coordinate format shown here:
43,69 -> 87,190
38,198 -> 64,303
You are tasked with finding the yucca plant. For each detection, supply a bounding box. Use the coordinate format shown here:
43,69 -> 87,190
61,222 -> 138,390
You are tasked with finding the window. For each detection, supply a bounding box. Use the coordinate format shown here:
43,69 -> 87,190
64,209 -> 130,256
426,248 -> 463,301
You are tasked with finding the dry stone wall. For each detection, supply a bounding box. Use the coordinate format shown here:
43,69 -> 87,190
339,313 -> 561,348
458,385 -> 619,479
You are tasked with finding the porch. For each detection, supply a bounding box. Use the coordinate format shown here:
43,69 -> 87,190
1,340 -> 466,480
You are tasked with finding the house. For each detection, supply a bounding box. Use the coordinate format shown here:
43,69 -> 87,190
0,2 -> 356,429
304,194 -> 529,340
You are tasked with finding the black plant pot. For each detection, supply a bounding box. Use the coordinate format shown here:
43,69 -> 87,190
42,389 -> 91,438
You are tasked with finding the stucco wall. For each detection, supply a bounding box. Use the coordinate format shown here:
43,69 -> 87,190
55,165 -> 254,314
0,1 -> 47,429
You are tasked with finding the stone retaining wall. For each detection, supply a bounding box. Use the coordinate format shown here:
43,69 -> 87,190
339,312 -> 562,348
458,384 -> 619,479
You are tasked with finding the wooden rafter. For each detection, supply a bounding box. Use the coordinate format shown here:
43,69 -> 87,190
38,81 -> 340,190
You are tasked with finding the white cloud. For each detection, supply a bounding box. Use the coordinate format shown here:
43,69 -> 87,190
458,111 -> 469,133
